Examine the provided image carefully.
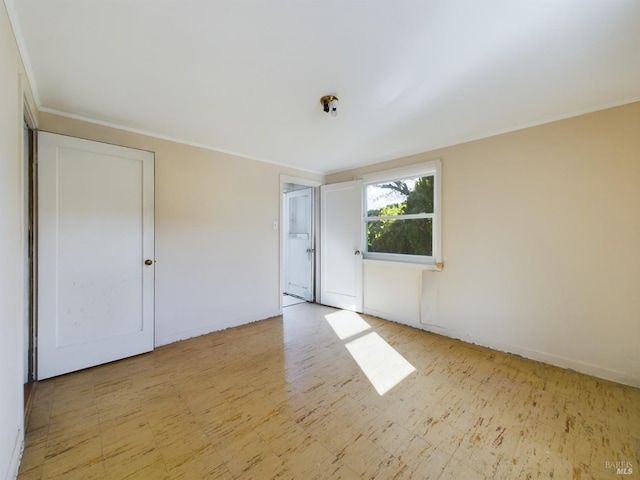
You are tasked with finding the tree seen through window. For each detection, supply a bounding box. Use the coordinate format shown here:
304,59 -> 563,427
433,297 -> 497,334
366,176 -> 434,257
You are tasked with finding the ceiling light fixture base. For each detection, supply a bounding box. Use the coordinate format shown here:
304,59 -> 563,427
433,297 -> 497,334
320,95 -> 339,116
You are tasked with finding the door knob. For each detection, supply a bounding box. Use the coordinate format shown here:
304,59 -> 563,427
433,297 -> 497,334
144,259 -> 153,266
354,250 -> 361,255
306,248 -> 315,254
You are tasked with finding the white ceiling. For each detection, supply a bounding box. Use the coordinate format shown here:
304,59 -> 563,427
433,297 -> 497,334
7,1 -> 640,174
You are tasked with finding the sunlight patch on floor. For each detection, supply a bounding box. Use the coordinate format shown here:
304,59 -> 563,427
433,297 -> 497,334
345,332 -> 416,395
324,310 -> 371,340
324,310 -> 416,395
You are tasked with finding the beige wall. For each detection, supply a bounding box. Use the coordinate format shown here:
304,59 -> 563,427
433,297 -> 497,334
39,112 -> 324,345
1,1 -> 38,477
328,102 -> 640,387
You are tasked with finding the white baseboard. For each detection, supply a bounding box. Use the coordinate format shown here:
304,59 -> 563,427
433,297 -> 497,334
363,308 -> 418,329
155,309 -> 283,346
361,308 -> 640,388
419,323 -> 640,388
7,429 -> 23,480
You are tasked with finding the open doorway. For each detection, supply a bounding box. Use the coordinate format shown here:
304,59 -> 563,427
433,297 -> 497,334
281,176 -> 320,308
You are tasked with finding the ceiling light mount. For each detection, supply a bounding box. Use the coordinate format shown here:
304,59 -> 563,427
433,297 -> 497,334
320,95 -> 339,117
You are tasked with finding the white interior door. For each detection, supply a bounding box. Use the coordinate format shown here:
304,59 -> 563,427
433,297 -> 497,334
284,188 -> 314,301
37,132 -> 155,379
320,181 -> 363,312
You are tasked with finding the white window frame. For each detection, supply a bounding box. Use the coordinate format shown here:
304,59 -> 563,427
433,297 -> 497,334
358,159 -> 442,270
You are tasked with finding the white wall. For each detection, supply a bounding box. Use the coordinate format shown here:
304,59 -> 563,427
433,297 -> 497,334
328,103 -> 640,387
0,2 -> 37,478
38,112 -> 324,346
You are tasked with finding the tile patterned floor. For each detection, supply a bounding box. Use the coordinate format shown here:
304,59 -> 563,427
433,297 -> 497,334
18,303 -> 640,479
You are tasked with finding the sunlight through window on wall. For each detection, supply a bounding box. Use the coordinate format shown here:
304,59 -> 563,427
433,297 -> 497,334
324,311 -> 416,395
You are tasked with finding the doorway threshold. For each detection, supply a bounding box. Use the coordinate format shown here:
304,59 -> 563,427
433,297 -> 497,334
283,294 -> 307,307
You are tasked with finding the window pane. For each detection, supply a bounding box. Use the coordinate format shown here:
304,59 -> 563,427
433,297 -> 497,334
367,218 -> 432,256
366,176 -> 434,216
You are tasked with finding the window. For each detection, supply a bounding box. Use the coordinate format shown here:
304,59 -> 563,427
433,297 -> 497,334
361,160 -> 441,267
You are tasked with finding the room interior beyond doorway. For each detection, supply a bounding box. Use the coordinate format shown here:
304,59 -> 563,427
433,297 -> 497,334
281,175 -> 320,309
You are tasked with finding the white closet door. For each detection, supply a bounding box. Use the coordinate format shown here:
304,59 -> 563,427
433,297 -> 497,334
320,181 -> 363,312
38,132 -> 155,379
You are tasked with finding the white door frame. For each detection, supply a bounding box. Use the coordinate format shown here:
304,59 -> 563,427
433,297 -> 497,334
23,97 -> 37,384
279,175 -> 321,310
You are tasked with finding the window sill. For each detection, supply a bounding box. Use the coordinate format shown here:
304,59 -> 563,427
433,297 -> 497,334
363,258 -> 443,271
